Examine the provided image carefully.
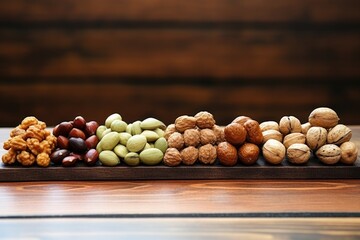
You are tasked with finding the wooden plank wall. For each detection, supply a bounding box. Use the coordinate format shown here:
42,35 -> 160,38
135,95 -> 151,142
0,0 -> 359,126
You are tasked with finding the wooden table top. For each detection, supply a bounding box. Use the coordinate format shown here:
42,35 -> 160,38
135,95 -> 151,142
1,126 -> 360,239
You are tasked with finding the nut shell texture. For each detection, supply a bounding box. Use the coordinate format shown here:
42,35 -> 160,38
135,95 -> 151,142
262,139 -> 285,164
175,115 -> 196,133
224,123 -> 246,145
286,143 -> 311,164
198,144 -> 217,165
181,146 -> 199,165
340,142 -> 358,165
316,144 -> 341,165
195,111 -> 215,129
163,148 -> 182,167
238,143 -> 259,165
217,142 -> 238,166
327,124 -> 352,145
308,107 -> 339,128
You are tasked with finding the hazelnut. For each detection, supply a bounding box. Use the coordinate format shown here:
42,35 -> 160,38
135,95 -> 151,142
327,124 -> 352,145
212,125 -> 225,144
164,124 -> 176,140
306,126 -> 327,150
283,133 -> 306,149
167,132 -> 184,150
181,146 -> 198,165
198,144 -> 217,165
238,143 -> 259,165
200,129 -> 217,145
217,142 -> 238,166
301,122 -> 311,134
183,129 -> 201,147
316,144 -> 341,165
175,115 -> 196,132
286,143 -> 311,164
262,130 -> 283,144
163,148 -> 182,167
224,123 -> 246,145
244,119 -> 263,145
195,111 -> 215,129
340,142 -> 358,165
232,116 -> 251,125
279,116 -> 302,135
309,107 -> 339,129
262,139 -> 285,165
260,121 -> 279,132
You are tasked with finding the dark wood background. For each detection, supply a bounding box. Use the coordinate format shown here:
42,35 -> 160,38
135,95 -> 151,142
0,0 -> 359,126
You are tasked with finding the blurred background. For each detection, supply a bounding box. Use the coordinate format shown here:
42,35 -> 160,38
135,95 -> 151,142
0,0 -> 359,126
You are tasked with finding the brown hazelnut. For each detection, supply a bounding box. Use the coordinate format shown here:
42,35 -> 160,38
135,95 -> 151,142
217,142 -> 238,166
183,129 -> 200,147
224,123 -> 246,145
244,119 -> 263,145
167,132 -> 184,150
279,116 -> 302,135
200,129 -> 217,145
238,143 -> 259,165
232,116 -> 251,125
164,124 -> 176,140
198,144 -> 217,165
175,115 -> 196,133
181,146 -> 198,165
340,141 -> 358,165
195,111 -> 215,129
212,125 -> 225,144
163,148 -> 182,167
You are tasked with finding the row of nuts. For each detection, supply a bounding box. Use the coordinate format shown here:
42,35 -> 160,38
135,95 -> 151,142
2,116 -> 57,167
51,116 -> 100,166
217,116 -> 263,166
96,113 -> 168,166
163,111 -> 224,166
260,107 -> 358,165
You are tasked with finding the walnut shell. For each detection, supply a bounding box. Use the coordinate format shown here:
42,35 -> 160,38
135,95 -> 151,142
163,148 -> 182,167
175,115 -> 196,133
212,125 -> 225,144
198,144 -> 217,165
224,123 -> 246,145
195,111 -> 216,129
238,143 -> 259,165
232,116 -> 251,125
164,124 -> 176,140
306,126 -> 327,150
309,107 -> 339,129
167,132 -> 184,150
279,116 -> 302,135
183,128 -> 201,147
262,130 -> 283,144
200,129 -> 217,145
340,141 -> 358,165
259,121 -> 279,132
316,144 -> 341,165
181,146 -> 198,165
217,142 -> 238,166
262,139 -> 285,165
327,124 -> 352,145
244,119 -> 263,145
286,143 -> 311,164
283,133 -> 306,149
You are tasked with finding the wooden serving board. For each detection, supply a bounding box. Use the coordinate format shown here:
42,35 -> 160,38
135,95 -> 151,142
0,157 -> 359,181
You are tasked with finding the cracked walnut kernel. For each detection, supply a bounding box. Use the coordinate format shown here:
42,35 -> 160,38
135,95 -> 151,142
20,116 -> 39,130
16,150 -> 36,166
10,136 -> 27,151
2,148 -> 17,165
36,152 -> 51,167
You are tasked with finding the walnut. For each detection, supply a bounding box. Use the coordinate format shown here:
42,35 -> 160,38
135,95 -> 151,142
40,140 -> 52,154
2,148 -> 17,165
217,142 -> 238,166
10,136 -> 27,151
26,138 -> 42,155
10,126 -> 26,138
195,111 -> 215,129
212,125 -> 225,144
175,115 -> 196,132
163,148 -> 182,167
36,152 -> 51,167
3,139 -> 11,150
25,125 -> 45,141
45,135 -> 57,149
167,132 -> 184,150
16,150 -> 36,166
20,116 -> 39,130
37,121 -> 47,129
183,129 -> 200,147
200,129 -> 217,145
181,146 -> 198,165
164,124 -> 176,140
198,144 -> 217,165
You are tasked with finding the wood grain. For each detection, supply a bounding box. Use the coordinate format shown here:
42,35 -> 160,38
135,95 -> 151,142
1,218 -> 360,239
0,0 -> 359,23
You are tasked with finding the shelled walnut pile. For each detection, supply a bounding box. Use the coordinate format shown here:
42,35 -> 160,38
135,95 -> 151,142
2,116 -> 57,167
